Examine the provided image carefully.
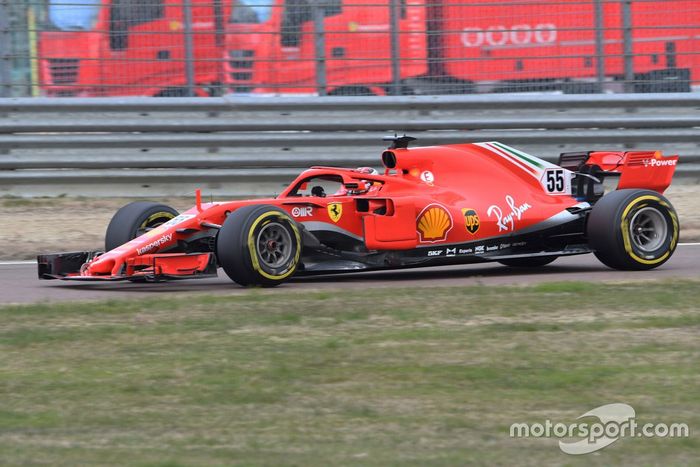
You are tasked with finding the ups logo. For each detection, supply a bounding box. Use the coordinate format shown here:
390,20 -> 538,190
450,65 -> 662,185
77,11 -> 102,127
461,208 -> 480,234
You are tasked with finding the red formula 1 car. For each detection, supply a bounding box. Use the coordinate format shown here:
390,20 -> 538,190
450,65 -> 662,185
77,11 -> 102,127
38,137 -> 680,286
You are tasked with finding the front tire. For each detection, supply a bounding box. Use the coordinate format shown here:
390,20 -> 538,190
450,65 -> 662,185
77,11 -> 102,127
105,201 -> 179,251
217,205 -> 302,287
587,189 -> 679,270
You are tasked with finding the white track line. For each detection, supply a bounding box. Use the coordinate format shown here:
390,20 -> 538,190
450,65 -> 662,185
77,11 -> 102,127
0,243 -> 698,266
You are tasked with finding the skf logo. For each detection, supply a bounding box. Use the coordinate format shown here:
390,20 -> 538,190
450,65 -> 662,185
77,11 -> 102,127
461,208 -> 480,234
327,203 -> 343,223
417,204 -> 453,243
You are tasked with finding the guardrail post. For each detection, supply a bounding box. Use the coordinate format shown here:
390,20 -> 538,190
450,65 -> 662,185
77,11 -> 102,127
593,0 -> 605,92
389,0 -> 401,96
312,2 -> 327,96
622,0 -> 634,93
212,0 -> 226,96
183,0 -> 196,97
0,0 -> 10,156
0,0 -> 11,98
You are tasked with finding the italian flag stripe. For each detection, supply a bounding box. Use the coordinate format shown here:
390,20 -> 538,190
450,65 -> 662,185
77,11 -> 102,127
492,142 -> 545,169
481,142 -> 538,176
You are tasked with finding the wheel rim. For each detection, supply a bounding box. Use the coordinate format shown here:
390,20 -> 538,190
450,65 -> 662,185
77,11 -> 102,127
256,222 -> 293,269
136,212 -> 175,237
629,207 -> 667,252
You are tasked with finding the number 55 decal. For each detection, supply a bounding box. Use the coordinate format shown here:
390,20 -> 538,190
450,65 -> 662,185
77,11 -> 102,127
541,168 -> 571,195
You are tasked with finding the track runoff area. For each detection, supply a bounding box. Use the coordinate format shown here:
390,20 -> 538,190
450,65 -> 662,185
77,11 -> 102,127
1,244 -> 698,305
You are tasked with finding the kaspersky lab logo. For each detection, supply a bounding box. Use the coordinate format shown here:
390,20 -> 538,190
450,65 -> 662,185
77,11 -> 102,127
136,233 -> 173,255
509,403 -> 689,455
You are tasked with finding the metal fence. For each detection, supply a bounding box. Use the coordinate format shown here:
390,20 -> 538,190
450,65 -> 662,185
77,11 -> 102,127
1,94 -> 698,197
1,0 -> 699,98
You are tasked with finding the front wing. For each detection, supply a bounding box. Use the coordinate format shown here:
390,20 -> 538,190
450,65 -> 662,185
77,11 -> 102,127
38,251 -> 218,282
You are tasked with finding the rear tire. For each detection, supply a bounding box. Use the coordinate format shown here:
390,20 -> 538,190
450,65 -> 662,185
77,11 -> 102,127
587,189 -> 679,270
217,205 -> 302,287
499,256 -> 558,267
105,202 -> 179,252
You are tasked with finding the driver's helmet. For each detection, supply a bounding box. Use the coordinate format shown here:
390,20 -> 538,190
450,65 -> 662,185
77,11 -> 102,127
349,167 -> 379,194
355,167 -> 379,175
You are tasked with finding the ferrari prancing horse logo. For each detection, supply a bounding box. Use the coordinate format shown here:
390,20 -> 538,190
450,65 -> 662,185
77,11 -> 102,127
328,203 -> 343,223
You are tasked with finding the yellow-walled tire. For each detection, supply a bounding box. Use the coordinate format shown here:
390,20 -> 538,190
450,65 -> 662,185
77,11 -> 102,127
587,189 -> 679,270
217,205 -> 301,287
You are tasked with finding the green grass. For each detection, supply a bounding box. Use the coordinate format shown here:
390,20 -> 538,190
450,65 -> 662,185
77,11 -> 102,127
1,281 -> 699,466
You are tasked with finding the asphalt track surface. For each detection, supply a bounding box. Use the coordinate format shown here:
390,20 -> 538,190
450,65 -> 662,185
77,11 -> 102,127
0,244 -> 698,305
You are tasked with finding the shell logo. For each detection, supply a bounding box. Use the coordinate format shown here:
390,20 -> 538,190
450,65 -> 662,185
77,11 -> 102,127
417,204 -> 453,242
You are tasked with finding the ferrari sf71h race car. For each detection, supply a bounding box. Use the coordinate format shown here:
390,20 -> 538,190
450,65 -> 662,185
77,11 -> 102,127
38,137 -> 680,287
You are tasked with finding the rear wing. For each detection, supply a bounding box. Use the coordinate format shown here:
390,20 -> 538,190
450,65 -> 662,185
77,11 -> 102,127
558,150 -> 678,197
